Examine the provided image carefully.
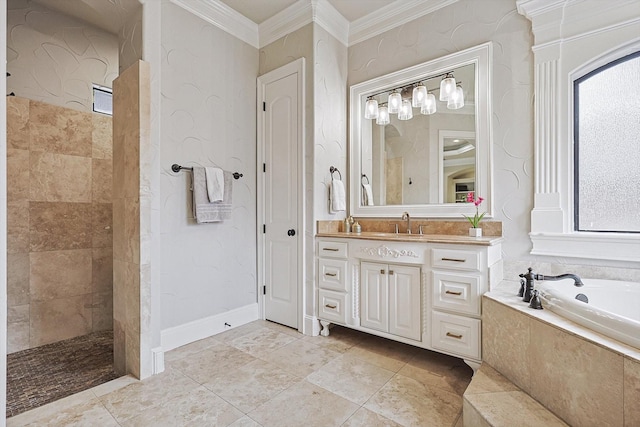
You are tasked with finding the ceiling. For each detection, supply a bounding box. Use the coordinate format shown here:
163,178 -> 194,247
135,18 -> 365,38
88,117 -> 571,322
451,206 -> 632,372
30,0 -> 404,34
219,0 -> 399,24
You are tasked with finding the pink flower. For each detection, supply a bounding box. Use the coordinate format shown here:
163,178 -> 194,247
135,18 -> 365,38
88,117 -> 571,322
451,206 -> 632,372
475,197 -> 484,207
466,192 -> 474,203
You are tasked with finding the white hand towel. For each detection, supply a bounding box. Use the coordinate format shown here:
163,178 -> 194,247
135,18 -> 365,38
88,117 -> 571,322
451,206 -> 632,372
362,184 -> 374,206
330,179 -> 346,213
205,167 -> 224,202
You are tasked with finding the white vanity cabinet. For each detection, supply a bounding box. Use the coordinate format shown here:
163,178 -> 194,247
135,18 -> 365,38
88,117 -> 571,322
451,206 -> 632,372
316,234 -> 502,368
360,262 -> 421,341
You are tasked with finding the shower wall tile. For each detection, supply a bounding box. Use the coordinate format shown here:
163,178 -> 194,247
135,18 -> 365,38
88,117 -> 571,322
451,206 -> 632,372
93,158 -> 113,203
92,203 -> 113,248
8,304 -> 30,353
7,200 -> 30,254
29,100 -> 92,157
7,96 -> 30,150
30,151 -> 92,202
624,358 -> 640,427
7,148 -> 29,201
92,291 -> 114,332
112,198 -> 126,262
124,198 -> 141,264
529,318 -> 624,427
92,113 -> 113,159
93,247 -> 114,295
29,202 -> 92,251
8,252 -> 30,306
30,249 -> 92,301
30,294 -> 93,347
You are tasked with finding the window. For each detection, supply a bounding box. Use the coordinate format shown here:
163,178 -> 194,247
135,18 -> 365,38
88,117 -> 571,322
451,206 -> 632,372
93,84 -> 113,115
573,51 -> 640,233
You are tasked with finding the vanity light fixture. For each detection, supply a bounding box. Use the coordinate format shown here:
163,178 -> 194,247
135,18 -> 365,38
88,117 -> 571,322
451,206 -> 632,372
412,84 -> 427,107
439,73 -> 456,101
388,91 -> 402,114
447,83 -> 464,109
376,105 -> 390,125
421,93 -> 437,115
364,98 -> 379,119
398,99 -> 413,120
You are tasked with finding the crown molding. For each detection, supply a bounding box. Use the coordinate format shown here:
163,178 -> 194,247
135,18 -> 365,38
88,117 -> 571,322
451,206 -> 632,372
313,0 -> 349,47
258,0 -> 313,48
169,0 -> 259,48
348,0 -> 459,46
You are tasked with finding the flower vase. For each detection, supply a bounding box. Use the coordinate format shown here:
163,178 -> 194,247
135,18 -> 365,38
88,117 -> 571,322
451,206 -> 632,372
469,227 -> 482,237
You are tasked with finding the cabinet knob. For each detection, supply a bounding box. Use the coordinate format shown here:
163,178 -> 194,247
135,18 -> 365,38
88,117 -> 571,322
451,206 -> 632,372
388,270 -> 394,275
380,269 -> 386,274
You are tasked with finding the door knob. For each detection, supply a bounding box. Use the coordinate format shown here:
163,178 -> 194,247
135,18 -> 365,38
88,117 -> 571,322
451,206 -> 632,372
287,229 -> 296,236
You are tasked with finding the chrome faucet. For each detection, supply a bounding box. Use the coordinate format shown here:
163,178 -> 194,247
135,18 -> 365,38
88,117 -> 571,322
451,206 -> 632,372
401,212 -> 411,234
519,267 -> 584,303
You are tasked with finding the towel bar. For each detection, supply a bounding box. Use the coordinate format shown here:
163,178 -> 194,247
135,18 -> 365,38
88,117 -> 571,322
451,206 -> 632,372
171,163 -> 243,180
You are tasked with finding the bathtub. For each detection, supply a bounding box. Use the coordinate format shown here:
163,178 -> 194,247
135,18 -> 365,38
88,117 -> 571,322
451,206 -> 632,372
537,278 -> 640,350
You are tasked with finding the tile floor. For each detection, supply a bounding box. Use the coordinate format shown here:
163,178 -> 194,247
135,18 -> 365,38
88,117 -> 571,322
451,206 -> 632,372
7,320 -> 473,427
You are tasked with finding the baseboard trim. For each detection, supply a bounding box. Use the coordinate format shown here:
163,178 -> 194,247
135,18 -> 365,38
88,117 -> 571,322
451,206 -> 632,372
303,315 -> 321,336
151,347 -> 165,375
160,303 -> 259,352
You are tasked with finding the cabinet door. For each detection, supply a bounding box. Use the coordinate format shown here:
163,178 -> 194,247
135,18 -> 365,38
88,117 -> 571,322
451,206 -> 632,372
388,265 -> 421,341
360,262 -> 388,333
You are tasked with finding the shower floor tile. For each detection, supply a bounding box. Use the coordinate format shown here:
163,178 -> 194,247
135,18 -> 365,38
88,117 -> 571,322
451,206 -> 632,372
6,330 -> 120,417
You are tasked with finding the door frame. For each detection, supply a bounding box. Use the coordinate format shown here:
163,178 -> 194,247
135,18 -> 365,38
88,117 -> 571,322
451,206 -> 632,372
257,58 -> 305,332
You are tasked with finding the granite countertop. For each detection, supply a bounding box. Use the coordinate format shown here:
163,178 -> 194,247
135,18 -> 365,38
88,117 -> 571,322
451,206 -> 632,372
316,231 -> 503,246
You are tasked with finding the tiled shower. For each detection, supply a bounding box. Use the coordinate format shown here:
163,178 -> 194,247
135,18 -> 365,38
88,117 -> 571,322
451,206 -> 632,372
6,96 -> 113,353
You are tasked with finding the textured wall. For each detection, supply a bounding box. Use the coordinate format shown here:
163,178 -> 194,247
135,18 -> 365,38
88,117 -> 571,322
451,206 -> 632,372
7,96 -> 113,353
7,0 -> 119,113
159,3 -> 258,330
348,0 -> 534,260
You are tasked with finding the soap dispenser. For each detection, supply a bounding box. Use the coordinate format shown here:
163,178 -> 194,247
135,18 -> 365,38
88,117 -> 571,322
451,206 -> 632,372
343,217 -> 351,233
353,221 -> 362,233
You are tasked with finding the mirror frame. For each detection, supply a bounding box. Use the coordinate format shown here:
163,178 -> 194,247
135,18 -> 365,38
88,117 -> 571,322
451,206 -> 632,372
349,42 -> 493,218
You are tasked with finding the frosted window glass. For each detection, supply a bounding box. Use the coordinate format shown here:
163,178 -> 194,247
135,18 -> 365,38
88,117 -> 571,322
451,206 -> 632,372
93,85 -> 112,115
575,53 -> 640,232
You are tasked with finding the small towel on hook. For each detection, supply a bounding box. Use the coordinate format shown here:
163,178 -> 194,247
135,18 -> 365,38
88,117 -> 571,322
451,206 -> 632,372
362,184 -> 374,206
192,167 -> 233,223
329,179 -> 346,213
205,167 -> 224,202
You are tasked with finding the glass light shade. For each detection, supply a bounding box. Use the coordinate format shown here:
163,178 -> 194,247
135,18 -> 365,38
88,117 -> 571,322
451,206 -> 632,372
412,84 -> 427,107
388,92 -> 402,114
447,86 -> 465,109
421,93 -> 437,115
439,75 -> 456,101
376,106 -> 390,125
398,100 -> 413,120
364,99 -> 379,119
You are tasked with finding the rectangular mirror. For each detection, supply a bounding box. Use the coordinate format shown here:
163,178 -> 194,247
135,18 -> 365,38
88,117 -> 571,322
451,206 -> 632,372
350,42 -> 493,218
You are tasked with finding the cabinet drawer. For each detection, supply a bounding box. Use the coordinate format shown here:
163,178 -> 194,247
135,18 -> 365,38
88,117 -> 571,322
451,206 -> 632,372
318,241 -> 348,258
319,289 -> 347,324
318,258 -> 348,292
431,248 -> 480,271
431,311 -> 481,360
432,271 -> 481,316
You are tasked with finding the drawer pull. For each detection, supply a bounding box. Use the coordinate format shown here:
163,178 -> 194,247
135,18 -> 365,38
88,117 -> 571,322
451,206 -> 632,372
442,257 -> 466,263
446,332 -> 463,339
325,304 -> 337,309
323,248 -> 339,251
325,272 -> 337,277
445,290 -> 462,296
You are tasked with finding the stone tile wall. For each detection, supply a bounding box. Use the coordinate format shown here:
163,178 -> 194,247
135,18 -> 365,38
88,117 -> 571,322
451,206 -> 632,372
6,96 -> 113,353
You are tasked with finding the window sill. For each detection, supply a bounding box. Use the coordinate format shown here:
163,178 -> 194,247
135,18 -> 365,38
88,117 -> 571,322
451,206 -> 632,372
530,232 -> 640,264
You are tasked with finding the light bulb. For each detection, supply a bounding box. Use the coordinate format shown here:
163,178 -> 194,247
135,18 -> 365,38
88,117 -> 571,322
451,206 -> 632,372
364,99 -> 379,119
398,100 -> 413,120
421,93 -> 437,115
412,84 -> 427,108
439,75 -> 456,101
376,106 -> 390,125
447,86 -> 464,110
388,92 -> 402,114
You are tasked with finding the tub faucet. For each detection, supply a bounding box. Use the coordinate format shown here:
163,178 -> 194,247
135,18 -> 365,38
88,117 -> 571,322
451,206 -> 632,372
519,268 -> 584,303
402,212 -> 411,234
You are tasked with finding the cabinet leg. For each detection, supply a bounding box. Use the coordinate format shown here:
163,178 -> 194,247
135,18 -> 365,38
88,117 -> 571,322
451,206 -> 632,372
319,320 -> 331,337
464,359 -> 481,373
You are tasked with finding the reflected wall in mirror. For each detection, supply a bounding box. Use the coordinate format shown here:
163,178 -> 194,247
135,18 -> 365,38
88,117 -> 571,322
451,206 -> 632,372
350,42 -> 493,218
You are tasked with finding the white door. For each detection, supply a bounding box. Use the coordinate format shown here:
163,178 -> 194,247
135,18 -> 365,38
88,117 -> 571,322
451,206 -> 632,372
258,59 -> 304,329
360,262 -> 388,333
388,265 -> 421,341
